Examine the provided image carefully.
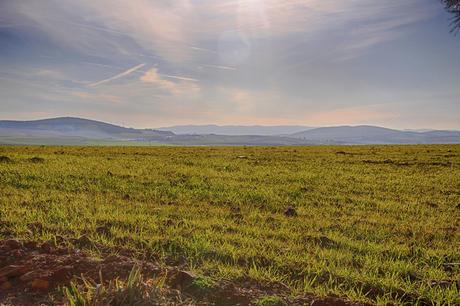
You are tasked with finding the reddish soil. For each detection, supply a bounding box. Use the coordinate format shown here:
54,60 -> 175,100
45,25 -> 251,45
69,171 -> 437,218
0,238 -> 167,305
0,239 -> 372,305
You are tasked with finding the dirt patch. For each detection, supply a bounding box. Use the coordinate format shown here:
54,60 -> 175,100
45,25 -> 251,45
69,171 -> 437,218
0,156 -> 12,163
284,206 -> 298,217
0,239 -> 163,305
0,239 -> 373,305
29,157 -> 45,163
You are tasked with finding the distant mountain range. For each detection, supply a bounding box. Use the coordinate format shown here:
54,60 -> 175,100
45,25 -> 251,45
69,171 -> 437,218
289,126 -> 460,144
157,125 -> 313,136
0,117 -> 459,145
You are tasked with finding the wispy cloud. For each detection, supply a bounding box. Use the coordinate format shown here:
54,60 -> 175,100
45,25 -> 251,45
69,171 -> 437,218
140,68 -> 200,96
333,1 -> 433,61
159,74 -> 199,82
4,0 -> 431,64
32,69 -> 66,79
71,91 -> 122,104
201,64 -> 237,71
2,0 -> 458,129
88,63 -> 145,87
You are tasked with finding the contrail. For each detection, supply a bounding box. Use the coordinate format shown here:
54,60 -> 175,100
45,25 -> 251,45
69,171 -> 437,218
188,46 -> 218,54
201,64 -> 237,71
88,63 -> 146,87
159,74 -> 199,82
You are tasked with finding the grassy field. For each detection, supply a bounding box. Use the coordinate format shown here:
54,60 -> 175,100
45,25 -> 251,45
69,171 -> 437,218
0,145 -> 459,305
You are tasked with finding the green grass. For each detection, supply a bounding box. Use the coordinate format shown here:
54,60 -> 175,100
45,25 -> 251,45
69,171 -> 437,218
253,295 -> 286,306
63,267 -> 189,305
0,145 -> 459,305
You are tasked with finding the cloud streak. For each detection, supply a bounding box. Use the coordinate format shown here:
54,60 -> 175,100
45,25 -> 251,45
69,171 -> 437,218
1,0 -> 459,129
88,64 -> 145,87
201,64 -> 237,71
3,0 -> 433,64
140,68 -> 200,96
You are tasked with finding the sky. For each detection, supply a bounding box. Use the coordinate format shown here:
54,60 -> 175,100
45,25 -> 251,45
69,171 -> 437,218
0,0 -> 459,129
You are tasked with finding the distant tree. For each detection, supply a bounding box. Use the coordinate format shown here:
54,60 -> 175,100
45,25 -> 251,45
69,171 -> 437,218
442,0 -> 460,34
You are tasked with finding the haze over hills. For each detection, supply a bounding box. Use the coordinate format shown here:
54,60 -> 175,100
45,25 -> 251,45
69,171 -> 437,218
290,126 -> 460,144
0,117 -> 174,144
1,117 -> 460,145
157,125 -> 313,136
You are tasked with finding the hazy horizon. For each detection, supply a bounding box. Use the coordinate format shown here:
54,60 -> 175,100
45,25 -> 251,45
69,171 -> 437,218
1,0 -> 459,129
1,116 -> 460,133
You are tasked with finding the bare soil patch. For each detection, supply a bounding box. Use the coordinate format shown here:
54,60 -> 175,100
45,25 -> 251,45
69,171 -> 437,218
0,156 -> 12,163
0,239 -> 373,305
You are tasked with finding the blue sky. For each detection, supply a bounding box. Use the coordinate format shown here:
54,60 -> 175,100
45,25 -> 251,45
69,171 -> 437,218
0,0 -> 459,128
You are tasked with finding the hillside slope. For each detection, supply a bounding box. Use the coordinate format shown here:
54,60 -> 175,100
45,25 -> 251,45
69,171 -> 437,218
290,126 -> 460,144
0,117 -> 173,141
1,118 -> 460,145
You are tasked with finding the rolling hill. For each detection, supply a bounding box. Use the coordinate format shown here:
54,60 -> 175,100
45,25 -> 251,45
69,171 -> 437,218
289,125 -> 460,144
0,117 -> 173,144
157,125 -> 312,136
0,118 -> 459,145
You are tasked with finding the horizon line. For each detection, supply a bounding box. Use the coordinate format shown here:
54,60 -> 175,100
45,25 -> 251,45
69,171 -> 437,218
1,116 -> 459,132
